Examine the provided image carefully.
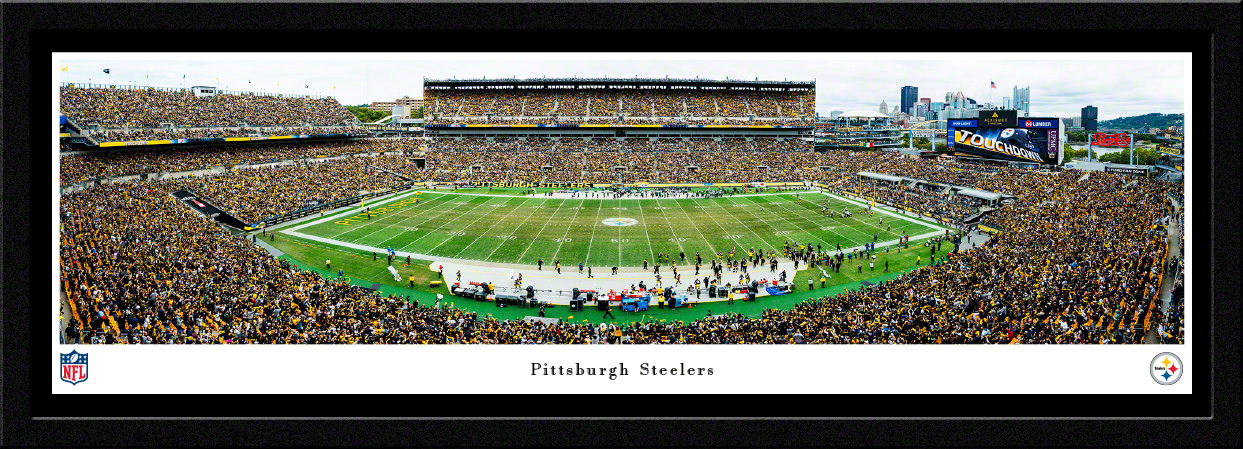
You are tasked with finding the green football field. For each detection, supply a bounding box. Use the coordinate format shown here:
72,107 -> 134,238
279,189 -> 943,268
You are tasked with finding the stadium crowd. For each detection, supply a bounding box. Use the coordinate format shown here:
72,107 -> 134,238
831,177 -> 983,221
401,138 -> 816,184
424,87 -> 814,125
59,133 -> 1181,345
60,86 -> 359,140
60,138 -> 422,186
170,158 -> 407,224
60,181 -> 483,344
428,117 -> 808,126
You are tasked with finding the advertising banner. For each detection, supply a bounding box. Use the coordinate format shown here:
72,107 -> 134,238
1018,119 -> 1059,129
951,127 -> 1059,164
1104,166 -> 1152,176
1089,132 -> 1131,148
1156,145 -> 1183,156
978,110 -> 1018,127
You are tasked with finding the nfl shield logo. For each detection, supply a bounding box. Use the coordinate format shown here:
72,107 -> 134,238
60,350 -> 88,385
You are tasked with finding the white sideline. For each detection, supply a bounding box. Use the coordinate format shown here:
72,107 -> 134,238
282,223 -> 939,269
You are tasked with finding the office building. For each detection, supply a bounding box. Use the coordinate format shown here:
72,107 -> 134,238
913,103 -> 928,122
900,86 -> 918,115
1081,106 -> 1098,131
1012,86 -> 1030,117
830,110 -> 844,118
370,96 -> 424,112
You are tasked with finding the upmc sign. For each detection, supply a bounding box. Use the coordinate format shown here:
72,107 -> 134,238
1091,132 -> 1132,147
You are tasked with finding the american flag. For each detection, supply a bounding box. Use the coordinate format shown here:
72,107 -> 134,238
990,81 -> 997,89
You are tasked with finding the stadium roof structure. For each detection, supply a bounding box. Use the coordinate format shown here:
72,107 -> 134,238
857,171 -> 905,183
424,77 -> 815,90
836,110 -> 890,119
956,188 -> 1003,201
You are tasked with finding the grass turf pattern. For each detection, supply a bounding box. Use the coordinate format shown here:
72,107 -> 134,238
289,190 -> 940,268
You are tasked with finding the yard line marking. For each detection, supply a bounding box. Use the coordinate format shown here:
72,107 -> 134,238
452,197 -> 532,259
782,197 -> 912,244
799,193 -> 945,245
584,198 -> 604,265
403,196 -> 505,252
634,198 -> 657,263
815,190 -> 946,231
422,196 -> 514,254
287,188 -> 420,232
725,196 -> 832,249
422,196 -> 512,256
515,198 -> 568,263
328,195 -> 431,239
617,206 -> 623,268
373,194 -> 488,248
682,197 -> 745,251
341,193 -> 459,241
483,197 -> 546,262
692,196 -> 779,254
549,198 -> 588,261
673,197 -> 720,256
652,199 -> 686,255
754,196 -> 858,247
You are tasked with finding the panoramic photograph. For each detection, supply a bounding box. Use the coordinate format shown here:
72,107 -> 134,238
55,55 -> 1186,346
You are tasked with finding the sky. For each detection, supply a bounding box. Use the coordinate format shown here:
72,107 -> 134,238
58,56 -> 1185,121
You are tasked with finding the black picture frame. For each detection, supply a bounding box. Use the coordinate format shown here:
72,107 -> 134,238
7,1 -> 1237,447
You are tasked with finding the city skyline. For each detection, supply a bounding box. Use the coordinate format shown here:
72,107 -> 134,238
57,57 -> 1185,121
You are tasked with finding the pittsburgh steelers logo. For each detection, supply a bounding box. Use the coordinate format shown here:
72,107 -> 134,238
602,218 -> 638,227
999,128 -> 1016,139
1150,352 -> 1183,385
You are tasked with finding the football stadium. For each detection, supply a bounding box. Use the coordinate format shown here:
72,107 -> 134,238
56,73 -> 1185,345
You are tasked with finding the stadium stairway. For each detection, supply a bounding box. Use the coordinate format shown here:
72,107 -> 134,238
373,166 -> 413,182
365,114 -> 398,125
62,115 -> 86,136
1144,195 -> 1183,343
961,210 -> 988,226
60,115 -> 100,147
